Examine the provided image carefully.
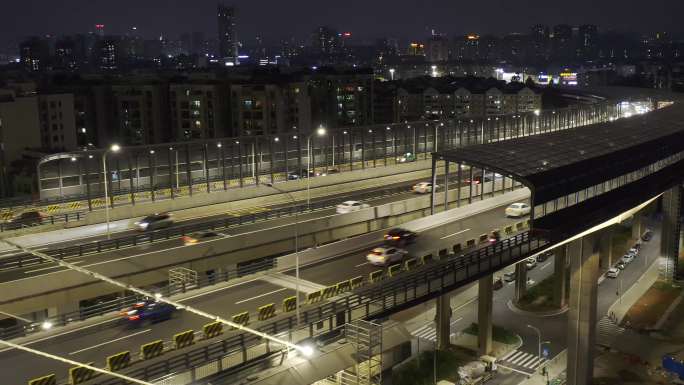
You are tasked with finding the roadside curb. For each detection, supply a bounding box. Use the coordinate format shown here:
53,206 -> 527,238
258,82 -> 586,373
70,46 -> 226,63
506,299 -> 568,317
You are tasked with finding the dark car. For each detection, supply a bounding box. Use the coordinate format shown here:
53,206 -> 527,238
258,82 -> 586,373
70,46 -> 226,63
493,277 -> 504,290
135,213 -> 173,231
641,230 -> 653,242
182,231 -> 224,245
121,300 -> 175,325
5,211 -> 48,229
536,251 -> 552,262
287,169 -> 314,180
384,228 -> 417,246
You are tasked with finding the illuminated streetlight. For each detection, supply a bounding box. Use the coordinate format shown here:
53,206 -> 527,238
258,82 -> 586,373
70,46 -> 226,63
103,144 -> 121,239
41,321 -> 53,330
307,127 -> 327,207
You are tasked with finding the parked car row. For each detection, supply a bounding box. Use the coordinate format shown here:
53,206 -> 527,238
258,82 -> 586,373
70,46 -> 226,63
606,242 -> 641,278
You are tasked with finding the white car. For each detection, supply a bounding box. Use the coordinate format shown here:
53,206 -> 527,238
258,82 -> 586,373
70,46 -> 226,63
336,201 -> 370,214
412,182 -> 437,194
366,247 -> 407,266
621,254 -> 635,264
505,203 -> 531,218
606,267 -> 620,278
525,257 -> 537,270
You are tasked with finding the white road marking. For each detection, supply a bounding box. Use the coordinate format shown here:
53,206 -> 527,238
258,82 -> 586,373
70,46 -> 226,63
440,228 -> 471,240
541,262 -> 551,270
24,260 -> 84,274
235,288 -> 287,305
355,261 -> 370,268
68,329 -> 151,355
179,277 -> 261,302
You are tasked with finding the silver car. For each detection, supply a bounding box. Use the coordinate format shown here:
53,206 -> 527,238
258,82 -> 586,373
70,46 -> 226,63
135,213 -> 173,231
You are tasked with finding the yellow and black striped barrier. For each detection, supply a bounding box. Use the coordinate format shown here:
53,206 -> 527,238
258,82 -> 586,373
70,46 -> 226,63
106,351 -> 131,372
321,286 -> 337,299
388,263 -> 402,277
67,201 -> 82,210
504,225 -> 514,234
282,296 -> 297,312
44,205 -> 61,214
69,363 -> 96,385
369,270 -> 383,283
478,233 -> 489,243
336,280 -> 351,295
0,211 -> 13,221
466,238 -> 477,248
203,321 -> 223,339
350,276 -> 363,289
257,303 -> 276,321
140,340 -> 164,360
404,258 -> 418,271
307,291 -> 322,304
174,330 -> 195,349
525,219 -> 530,228
421,254 -> 433,265
91,198 -> 106,208
516,221 -> 525,231
232,311 -> 249,327
28,374 -> 56,385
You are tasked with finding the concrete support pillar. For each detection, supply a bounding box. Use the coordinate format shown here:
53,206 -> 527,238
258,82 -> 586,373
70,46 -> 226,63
567,233 -> 600,385
435,293 -> 452,350
478,275 -> 493,356
514,262 -> 528,302
631,213 -> 642,241
598,227 -> 613,270
553,245 -> 568,309
661,185 -> 684,282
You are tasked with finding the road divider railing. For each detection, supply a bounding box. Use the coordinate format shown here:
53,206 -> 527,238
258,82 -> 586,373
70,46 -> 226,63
27,374 -> 56,385
350,276 -> 363,289
466,238 -> 477,248
173,330 -> 195,349
336,280 -> 352,295
68,363 -> 97,385
516,221 -> 525,231
257,303 -> 277,321
452,243 -> 462,253
202,321 -> 223,339
321,286 -> 337,300
388,263 -> 402,277
504,225 -> 514,234
369,270 -> 383,283
307,291 -> 322,304
421,254 -> 434,265
478,233 -> 489,243
105,351 -> 131,372
404,258 -> 418,271
139,340 -> 164,360
231,311 -> 250,327
282,296 -> 297,312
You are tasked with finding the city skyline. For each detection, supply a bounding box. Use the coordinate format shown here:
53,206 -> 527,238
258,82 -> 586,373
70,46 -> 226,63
2,0 -> 683,50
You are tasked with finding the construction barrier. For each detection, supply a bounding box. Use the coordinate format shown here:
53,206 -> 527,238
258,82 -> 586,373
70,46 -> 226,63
504,225 -> 514,234
45,205 -> 60,214
336,280 -> 351,295
421,254 -> 433,265
525,219 -> 530,227
388,263 -> 402,277
91,198 -> 106,208
203,321 -> 223,339
173,330 -> 195,349
257,303 -> 276,321
404,258 -> 418,271
321,286 -> 337,299
307,291 -> 322,304
231,311 -> 250,328
453,243 -> 462,253
350,276 -> 364,289
106,351 -> 131,372
516,221 -> 525,231
369,270 -> 383,283
282,296 -> 297,312
478,233 -> 489,243
466,238 -> 477,248
68,363 -> 96,385
140,340 -> 164,360
67,201 -> 82,210
28,374 -> 56,385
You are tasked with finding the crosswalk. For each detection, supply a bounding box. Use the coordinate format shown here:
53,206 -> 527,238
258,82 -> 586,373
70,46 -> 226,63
498,349 -> 546,374
596,316 -> 626,347
410,318 -> 462,343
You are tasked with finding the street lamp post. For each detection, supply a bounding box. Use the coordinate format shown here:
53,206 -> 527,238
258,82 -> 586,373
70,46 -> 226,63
267,183 -> 301,326
306,126 -> 327,208
102,144 -> 121,239
527,324 -> 542,363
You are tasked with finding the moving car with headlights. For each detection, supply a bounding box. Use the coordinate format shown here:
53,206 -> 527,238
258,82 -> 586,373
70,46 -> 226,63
505,203 -> 531,218
366,247 -> 408,266
182,231 -> 224,245
5,211 -> 48,229
397,152 -> 416,163
412,182 -> 437,194
384,228 -> 417,246
135,213 -> 173,231
336,201 -> 370,214
121,300 -> 175,325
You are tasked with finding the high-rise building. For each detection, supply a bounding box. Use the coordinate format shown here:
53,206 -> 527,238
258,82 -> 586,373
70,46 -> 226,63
217,4 -> 238,64
19,37 -> 50,72
170,83 -> 229,140
530,24 -> 550,61
425,33 -> 449,63
578,25 -> 598,60
312,26 -> 339,55
552,24 -> 574,62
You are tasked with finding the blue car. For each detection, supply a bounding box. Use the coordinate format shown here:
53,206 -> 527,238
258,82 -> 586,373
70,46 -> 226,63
121,300 -> 175,325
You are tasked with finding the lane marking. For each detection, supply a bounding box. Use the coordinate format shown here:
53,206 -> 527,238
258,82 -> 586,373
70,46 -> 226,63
179,277 -> 261,302
24,260 -> 84,274
450,317 -> 463,325
355,261 -> 370,268
440,228 -> 471,240
68,329 -> 151,355
235,288 -> 287,305
541,262 -> 551,270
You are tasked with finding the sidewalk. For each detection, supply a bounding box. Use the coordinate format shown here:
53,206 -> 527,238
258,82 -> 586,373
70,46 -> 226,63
607,256 -> 663,323
518,350 -> 567,385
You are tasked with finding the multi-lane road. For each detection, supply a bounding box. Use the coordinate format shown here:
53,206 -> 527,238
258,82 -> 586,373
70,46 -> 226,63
1,189 -> 527,384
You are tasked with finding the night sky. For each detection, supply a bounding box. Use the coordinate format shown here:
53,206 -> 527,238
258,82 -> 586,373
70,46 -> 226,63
1,0 -> 682,48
